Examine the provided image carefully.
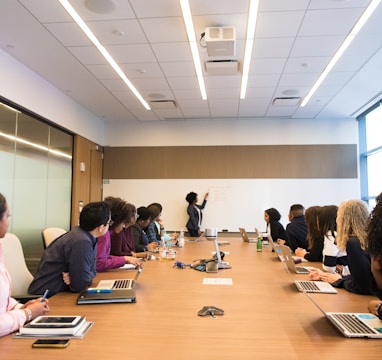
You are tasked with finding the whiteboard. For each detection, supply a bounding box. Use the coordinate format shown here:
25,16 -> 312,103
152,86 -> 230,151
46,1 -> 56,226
103,179 -> 359,233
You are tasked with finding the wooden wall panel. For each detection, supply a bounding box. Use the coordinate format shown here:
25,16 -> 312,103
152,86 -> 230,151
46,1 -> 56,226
71,135 -> 103,227
103,144 -> 357,179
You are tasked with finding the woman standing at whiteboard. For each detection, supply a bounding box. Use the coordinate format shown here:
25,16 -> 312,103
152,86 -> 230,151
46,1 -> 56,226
185,191 -> 209,237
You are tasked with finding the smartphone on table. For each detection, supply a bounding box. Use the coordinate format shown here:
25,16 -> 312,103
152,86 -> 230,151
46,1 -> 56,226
32,339 -> 70,348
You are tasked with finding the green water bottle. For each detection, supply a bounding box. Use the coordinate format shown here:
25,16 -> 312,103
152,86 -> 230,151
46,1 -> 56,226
257,234 -> 262,252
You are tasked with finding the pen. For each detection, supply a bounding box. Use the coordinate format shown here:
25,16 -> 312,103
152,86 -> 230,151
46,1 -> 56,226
86,288 -> 112,293
41,289 -> 49,302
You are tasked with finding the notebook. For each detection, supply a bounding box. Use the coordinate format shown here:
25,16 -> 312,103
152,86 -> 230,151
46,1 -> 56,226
238,227 -> 257,243
77,269 -> 142,304
279,244 -> 310,274
305,291 -> 382,338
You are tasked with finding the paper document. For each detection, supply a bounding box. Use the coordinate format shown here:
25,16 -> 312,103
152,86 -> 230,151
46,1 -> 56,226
203,278 -> 233,285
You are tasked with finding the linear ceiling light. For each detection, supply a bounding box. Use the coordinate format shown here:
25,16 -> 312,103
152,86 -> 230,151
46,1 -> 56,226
0,131 -> 72,159
300,0 -> 381,107
58,0 -> 151,110
0,102 -> 21,113
240,0 -> 259,99
180,0 -> 207,100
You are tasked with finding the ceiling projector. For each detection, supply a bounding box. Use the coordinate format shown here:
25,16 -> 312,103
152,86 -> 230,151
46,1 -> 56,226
205,26 -> 236,57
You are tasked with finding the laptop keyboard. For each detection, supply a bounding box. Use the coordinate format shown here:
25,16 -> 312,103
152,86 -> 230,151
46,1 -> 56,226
113,279 -> 132,289
331,313 -> 375,334
298,281 -> 320,291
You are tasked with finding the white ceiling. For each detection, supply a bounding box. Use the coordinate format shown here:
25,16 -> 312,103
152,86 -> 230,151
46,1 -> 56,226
1,0 -> 382,123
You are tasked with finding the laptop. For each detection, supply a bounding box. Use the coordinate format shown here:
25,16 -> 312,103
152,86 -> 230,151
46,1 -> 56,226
238,228 -> 257,243
268,234 -> 283,259
188,231 -> 205,242
279,244 -> 310,274
278,245 -> 338,294
77,269 -> 142,304
294,279 -> 338,294
305,291 -> 382,338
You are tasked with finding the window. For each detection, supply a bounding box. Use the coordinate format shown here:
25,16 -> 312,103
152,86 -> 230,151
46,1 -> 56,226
358,101 -> 382,208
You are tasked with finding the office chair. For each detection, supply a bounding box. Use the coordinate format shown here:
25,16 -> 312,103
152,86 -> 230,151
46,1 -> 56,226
0,232 -> 40,302
41,227 -> 66,249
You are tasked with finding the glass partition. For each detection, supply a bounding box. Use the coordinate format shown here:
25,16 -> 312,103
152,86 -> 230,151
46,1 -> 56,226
0,102 -> 72,269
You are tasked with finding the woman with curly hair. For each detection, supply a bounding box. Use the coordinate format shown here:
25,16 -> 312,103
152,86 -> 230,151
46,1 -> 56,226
313,199 -> 372,295
96,196 -> 142,271
366,193 -> 382,318
264,208 -> 287,244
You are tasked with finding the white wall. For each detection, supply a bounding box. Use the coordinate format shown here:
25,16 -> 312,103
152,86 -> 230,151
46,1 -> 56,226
0,49 -> 105,145
103,116 -> 358,146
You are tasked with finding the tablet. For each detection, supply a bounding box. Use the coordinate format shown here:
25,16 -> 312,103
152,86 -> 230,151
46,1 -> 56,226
30,316 -> 83,327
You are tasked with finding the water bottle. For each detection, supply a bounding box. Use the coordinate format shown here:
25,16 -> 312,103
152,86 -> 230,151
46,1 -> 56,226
159,236 -> 167,261
178,230 -> 185,247
257,234 -> 262,252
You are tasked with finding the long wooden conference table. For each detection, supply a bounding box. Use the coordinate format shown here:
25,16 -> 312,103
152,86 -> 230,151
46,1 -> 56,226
1,237 -> 381,359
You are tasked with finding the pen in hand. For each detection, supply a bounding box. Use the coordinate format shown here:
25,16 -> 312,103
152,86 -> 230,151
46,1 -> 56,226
40,289 -> 49,302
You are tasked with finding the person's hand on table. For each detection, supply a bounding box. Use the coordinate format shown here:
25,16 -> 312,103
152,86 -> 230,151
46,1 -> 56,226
295,247 -> 307,257
308,268 -> 322,281
319,271 -> 341,284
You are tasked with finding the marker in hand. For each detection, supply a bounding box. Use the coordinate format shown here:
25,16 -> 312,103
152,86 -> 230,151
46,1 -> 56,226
40,289 -> 49,302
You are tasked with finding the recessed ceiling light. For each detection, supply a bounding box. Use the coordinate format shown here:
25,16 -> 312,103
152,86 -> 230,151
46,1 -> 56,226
273,97 -> 301,106
148,93 -> 166,99
85,0 -> 116,14
112,29 -> 124,37
282,89 -> 300,96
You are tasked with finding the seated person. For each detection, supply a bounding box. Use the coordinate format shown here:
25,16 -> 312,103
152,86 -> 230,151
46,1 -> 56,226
295,206 -> 324,262
309,200 -> 372,295
285,204 -> 308,252
132,206 -> 157,253
149,203 -> 178,243
28,201 -> 110,296
146,203 -> 162,244
0,193 -> 50,337
315,205 -> 349,274
366,194 -> 382,318
110,202 -> 152,259
96,197 -> 142,272
264,208 -> 287,244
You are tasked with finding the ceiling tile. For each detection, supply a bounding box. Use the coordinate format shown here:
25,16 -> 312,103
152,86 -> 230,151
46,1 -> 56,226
1,0 -> 381,124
